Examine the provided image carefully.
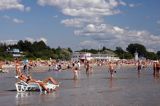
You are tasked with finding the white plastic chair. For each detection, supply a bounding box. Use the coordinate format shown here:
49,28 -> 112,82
15,76 -> 59,93
15,80 -> 42,92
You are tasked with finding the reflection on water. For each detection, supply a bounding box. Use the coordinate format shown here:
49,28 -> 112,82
137,70 -> 141,78
16,92 -> 32,106
15,92 -> 56,106
16,92 -> 30,99
109,78 -> 113,88
1,66 -> 160,106
73,80 -> 78,88
153,74 -> 160,81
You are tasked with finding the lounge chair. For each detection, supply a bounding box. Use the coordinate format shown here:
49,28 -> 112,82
15,76 -> 58,93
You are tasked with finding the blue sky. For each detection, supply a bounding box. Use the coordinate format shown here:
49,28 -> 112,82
0,0 -> 160,52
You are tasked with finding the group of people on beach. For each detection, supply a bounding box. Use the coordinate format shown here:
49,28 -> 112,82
50,59 -> 159,80
70,60 -> 117,79
1,58 -> 160,93
153,61 -> 160,77
136,60 -> 160,77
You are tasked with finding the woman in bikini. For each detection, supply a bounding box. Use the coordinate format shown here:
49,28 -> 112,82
15,61 -> 59,93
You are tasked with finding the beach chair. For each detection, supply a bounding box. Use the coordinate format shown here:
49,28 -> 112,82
15,80 -> 43,92
15,76 -> 58,93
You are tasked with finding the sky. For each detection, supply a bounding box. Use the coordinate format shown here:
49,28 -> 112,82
0,0 -> 160,52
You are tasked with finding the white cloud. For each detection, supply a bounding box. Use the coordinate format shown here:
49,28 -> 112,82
74,24 -> 110,36
0,39 -> 18,45
0,37 -> 48,46
75,23 -> 160,51
119,0 -> 127,6
80,40 -> 99,49
37,0 -> 160,51
37,0 -> 126,17
38,37 -> 47,44
113,26 -> 124,34
147,48 -> 156,53
25,37 -> 48,44
13,18 -> 24,24
2,15 -> 24,24
61,18 -> 85,28
61,17 -> 103,28
0,0 -> 25,11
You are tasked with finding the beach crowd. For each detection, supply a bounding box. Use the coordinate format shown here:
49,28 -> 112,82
0,58 -> 160,93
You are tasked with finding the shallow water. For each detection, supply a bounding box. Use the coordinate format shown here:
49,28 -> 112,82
0,66 -> 160,106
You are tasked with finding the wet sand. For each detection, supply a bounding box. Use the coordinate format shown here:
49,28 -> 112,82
0,65 -> 160,106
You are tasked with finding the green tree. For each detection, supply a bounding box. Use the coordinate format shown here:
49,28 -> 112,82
102,46 -> 106,51
126,43 -> 147,57
114,47 -> 133,59
146,52 -> 157,60
67,48 -> 73,53
115,47 -> 124,59
157,51 -> 160,59
115,47 -> 125,54
123,52 -> 133,59
0,43 -> 7,52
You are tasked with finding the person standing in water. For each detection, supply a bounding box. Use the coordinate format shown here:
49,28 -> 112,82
108,62 -> 116,78
137,60 -> 142,73
155,61 -> 160,76
153,61 -> 157,76
72,63 -> 79,80
85,60 -> 92,76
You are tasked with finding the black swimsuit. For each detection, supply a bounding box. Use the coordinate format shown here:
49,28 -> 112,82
26,78 -> 31,83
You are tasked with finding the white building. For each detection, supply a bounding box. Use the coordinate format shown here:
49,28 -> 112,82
71,52 -> 119,62
7,48 -> 23,58
71,52 -> 92,62
92,54 -> 119,61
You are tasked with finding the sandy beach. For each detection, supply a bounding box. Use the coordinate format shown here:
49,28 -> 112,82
0,65 -> 160,106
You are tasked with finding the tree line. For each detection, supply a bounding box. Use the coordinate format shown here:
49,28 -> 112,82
115,43 -> 160,60
0,40 -> 72,60
0,40 -> 160,60
78,43 -> 160,60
